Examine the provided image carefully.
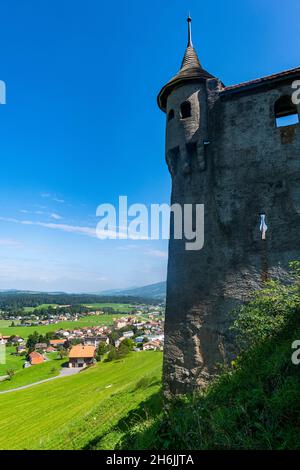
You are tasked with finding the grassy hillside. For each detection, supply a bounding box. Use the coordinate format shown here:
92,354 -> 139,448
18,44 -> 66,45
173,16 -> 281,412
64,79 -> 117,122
119,265 -> 300,450
0,346 -> 24,376
0,357 -> 64,390
0,314 -> 124,339
3,269 -> 299,451
0,351 -> 162,450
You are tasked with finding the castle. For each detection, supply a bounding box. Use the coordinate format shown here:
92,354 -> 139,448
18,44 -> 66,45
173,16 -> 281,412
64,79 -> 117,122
158,17 -> 300,396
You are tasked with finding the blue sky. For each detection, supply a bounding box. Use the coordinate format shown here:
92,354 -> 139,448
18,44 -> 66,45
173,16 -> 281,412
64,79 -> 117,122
0,0 -> 299,292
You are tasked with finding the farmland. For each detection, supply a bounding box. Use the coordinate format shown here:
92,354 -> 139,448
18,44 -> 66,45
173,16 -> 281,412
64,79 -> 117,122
23,304 -> 62,313
0,314 -> 125,339
23,302 -> 136,313
0,351 -> 163,450
82,303 -> 136,312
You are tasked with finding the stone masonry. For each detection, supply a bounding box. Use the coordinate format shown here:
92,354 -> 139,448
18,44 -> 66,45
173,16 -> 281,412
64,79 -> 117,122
157,17 -> 300,396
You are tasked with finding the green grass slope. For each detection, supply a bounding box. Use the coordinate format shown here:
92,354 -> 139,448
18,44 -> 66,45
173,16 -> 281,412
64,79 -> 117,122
0,346 -> 24,376
0,351 -> 162,450
0,357 -> 65,391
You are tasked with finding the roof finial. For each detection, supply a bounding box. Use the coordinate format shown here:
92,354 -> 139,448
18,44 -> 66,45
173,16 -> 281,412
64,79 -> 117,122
187,14 -> 193,47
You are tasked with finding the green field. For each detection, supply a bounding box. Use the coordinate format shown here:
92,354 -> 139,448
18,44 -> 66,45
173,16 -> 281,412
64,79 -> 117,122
23,302 -> 136,313
0,314 -> 124,339
0,346 -> 24,376
82,303 -> 136,312
0,356 -> 64,391
0,351 -> 162,450
0,346 -> 63,388
23,304 -> 61,313
0,320 -> 11,328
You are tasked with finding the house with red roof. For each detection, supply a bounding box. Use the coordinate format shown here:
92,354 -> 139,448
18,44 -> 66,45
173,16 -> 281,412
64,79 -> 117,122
29,351 -> 45,365
68,344 -> 96,368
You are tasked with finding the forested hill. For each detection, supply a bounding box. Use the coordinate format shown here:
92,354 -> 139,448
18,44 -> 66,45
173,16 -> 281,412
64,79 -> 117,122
0,291 -> 159,311
101,282 -> 166,300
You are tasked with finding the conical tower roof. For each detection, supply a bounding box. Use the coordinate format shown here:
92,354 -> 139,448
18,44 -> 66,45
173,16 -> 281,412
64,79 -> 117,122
157,17 -> 214,112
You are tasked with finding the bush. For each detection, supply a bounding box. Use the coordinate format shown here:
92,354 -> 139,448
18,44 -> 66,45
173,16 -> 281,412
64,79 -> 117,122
106,347 -> 118,362
6,369 -> 15,381
231,262 -> 300,350
96,342 -> 108,362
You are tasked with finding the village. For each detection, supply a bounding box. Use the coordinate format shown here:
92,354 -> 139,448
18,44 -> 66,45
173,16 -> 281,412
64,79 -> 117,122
0,308 -> 164,372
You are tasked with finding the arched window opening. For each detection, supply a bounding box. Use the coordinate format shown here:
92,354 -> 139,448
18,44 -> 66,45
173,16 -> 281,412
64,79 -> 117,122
168,109 -> 175,121
275,95 -> 299,128
180,101 -> 192,119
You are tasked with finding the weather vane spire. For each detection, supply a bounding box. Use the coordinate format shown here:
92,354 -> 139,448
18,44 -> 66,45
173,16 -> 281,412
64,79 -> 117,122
187,14 -> 193,47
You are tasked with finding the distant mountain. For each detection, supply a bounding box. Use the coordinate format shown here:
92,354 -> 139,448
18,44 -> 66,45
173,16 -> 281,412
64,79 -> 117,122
0,289 -> 66,295
100,281 -> 166,301
0,284 -> 167,302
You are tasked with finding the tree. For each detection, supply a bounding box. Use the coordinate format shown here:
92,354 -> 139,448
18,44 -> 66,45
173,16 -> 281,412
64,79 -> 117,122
38,334 -> 49,345
6,369 -> 15,380
10,321 -> 15,327
106,346 -> 118,362
116,341 -> 131,359
26,331 -> 40,350
26,331 -> 49,351
96,342 -> 108,362
58,348 -> 68,359
109,331 -> 120,344
121,338 -> 134,350
69,338 -> 82,346
45,331 -> 55,341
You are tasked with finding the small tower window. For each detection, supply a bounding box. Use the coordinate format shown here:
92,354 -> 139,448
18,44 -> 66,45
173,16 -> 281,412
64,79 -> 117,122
168,109 -> 175,121
180,101 -> 192,119
275,95 -> 299,128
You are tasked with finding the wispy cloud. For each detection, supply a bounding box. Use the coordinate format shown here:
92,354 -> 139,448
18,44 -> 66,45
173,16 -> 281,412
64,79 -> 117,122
26,220 -> 97,237
50,213 -> 62,220
53,197 -> 65,203
0,216 -> 96,238
0,217 -> 163,243
19,209 -> 62,218
41,193 -> 65,203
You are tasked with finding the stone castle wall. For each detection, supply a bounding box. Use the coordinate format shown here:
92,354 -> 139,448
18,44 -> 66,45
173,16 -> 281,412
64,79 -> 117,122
163,77 -> 300,396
